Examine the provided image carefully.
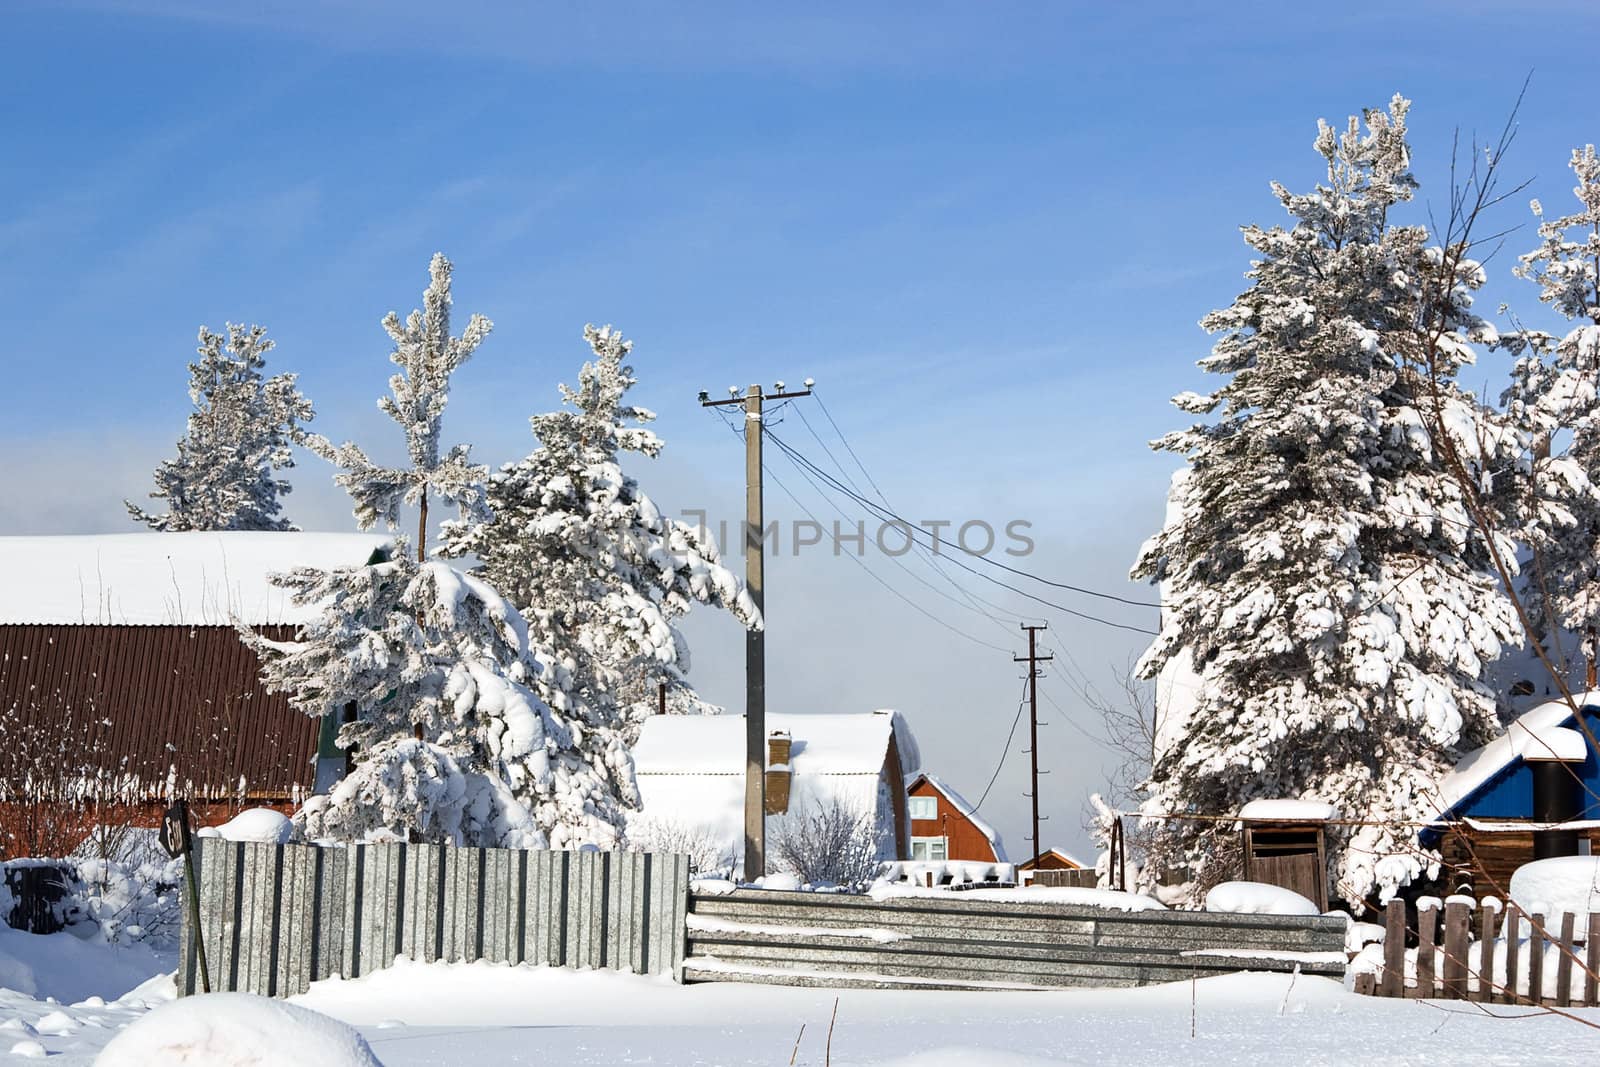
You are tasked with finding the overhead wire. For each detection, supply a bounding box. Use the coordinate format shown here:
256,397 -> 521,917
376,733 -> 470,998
974,673 -> 1033,812
762,427 -> 1159,636
800,393 -> 1044,640
707,406 -> 1013,655
800,399 -> 1160,610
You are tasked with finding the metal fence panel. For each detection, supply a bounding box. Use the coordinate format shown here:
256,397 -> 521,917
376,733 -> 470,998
179,841 -> 690,997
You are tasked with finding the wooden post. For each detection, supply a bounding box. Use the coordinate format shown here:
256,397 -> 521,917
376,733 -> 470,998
1416,906 -> 1437,998
1381,899 -> 1406,998
1442,901 -> 1469,999
1586,913 -> 1600,1006
1555,913 -> 1576,1007
1353,971 -> 1376,996
1529,912 -> 1546,1004
1474,904 -> 1495,1003
1504,904 -> 1521,1005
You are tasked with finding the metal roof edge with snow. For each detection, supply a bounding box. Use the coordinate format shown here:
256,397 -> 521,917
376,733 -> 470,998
1422,696 -> 1600,841
0,532 -> 393,626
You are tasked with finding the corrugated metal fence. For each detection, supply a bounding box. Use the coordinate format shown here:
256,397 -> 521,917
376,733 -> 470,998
179,839 -> 690,997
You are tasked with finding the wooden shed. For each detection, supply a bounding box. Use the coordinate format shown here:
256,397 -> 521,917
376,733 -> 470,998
1238,798 -> 1332,912
0,532 -> 389,850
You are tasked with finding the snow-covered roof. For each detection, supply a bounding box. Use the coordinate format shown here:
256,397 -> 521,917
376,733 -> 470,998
907,772 -> 1007,864
633,709 -> 918,778
1238,799 -> 1336,822
1435,696 -> 1600,816
0,533 -> 392,626
1024,846 -> 1088,869
630,710 -> 918,848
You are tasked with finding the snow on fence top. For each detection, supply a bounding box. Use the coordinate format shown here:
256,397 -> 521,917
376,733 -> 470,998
0,532 -> 393,626
1435,695 -> 1600,815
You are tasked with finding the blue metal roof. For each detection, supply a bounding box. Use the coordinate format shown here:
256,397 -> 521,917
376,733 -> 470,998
1420,704 -> 1600,847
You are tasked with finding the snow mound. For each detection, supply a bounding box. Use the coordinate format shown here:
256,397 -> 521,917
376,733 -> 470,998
0,925 -> 173,1003
200,809 -> 295,844
1204,881 -> 1320,916
1508,856 -> 1600,918
94,993 -> 383,1066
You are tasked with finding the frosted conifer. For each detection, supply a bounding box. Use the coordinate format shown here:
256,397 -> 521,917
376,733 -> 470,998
241,547 -> 628,848
304,253 -> 490,558
1502,147 -> 1600,674
1132,97 -> 1521,906
443,325 -> 760,747
127,324 -> 312,531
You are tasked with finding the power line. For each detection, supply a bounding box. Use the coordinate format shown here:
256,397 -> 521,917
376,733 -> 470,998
792,401 -> 1160,609
762,428 -> 1158,636
804,392 -> 1043,640
709,406 -> 1012,655
975,674 -> 1033,812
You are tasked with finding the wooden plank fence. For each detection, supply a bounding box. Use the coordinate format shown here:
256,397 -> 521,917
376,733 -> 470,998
1354,898 -> 1600,1008
178,839 -> 690,998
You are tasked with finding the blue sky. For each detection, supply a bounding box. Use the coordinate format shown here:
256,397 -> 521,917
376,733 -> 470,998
5,1 -> 1598,857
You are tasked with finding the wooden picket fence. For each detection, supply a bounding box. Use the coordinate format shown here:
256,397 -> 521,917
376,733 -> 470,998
1355,897 -> 1600,1008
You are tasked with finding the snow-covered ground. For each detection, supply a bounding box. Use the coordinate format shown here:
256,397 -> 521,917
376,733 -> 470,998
0,932 -> 1597,1064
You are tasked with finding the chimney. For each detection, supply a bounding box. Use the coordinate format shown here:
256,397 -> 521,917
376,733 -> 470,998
765,731 -> 792,815
1519,724 -> 1587,861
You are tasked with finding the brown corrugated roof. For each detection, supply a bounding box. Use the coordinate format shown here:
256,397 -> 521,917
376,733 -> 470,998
0,623 -> 319,803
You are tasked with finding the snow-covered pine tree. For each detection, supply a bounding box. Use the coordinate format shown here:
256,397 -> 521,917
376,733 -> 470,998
240,545 -> 629,848
127,323 -> 312,531
1131,96 -> 1521,906
442,325 -> 759,744
1502,146 -> 1600,680
304,253 -> 491,559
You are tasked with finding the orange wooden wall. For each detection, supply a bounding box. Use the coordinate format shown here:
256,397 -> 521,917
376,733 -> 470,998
908,778 -> 1000,863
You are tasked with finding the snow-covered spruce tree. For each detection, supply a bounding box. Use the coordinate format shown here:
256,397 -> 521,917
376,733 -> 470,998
127,324 -> 312,531
1501,146 -> 1600,678
304,252 -> 491,560
240,547 -> 629,848
442,325 -> 759,741
1131,96 -> 1520,906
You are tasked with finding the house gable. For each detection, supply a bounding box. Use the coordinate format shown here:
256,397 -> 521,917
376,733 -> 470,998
906,772 -> 1006,864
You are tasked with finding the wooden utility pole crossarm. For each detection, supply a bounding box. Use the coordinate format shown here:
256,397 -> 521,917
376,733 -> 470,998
698,380 -> 814,882
1014,624 -> 1053,864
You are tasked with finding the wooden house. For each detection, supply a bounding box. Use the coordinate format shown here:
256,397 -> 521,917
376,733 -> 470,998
1423,697 -> 1600,896
905,772 -> 1008,863
1017,847 -> 1085,872
0,532 -> 390,849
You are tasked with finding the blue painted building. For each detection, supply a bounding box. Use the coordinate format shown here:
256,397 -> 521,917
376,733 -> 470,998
1422,699 -> 1600,893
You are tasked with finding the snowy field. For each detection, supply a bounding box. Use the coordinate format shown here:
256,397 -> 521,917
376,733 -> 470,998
0,932 -> 1597,1066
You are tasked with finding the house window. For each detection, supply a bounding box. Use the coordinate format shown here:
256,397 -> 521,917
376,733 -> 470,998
908,796 -> 937,821
911,836 -> 947,861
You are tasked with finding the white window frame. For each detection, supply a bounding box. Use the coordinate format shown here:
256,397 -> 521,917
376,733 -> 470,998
908,796 -> 938,821
911,836 -> 947,861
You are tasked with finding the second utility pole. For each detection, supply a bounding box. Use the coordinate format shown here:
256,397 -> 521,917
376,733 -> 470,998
699,381 -> 813,882
1014,624 -> 1053,863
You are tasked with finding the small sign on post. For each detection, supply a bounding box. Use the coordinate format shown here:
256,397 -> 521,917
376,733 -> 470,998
162,799 -> 210,994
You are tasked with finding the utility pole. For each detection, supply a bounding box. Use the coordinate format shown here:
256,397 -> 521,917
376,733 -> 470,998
1014,624 -> 1053,863
698,380 -> 813,882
